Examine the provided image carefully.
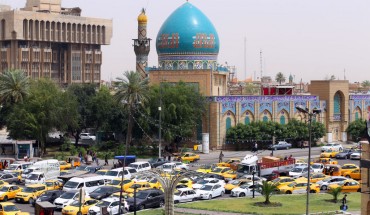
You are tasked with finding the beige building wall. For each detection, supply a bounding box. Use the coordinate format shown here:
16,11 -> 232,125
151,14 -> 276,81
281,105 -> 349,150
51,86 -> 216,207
361,140 -> 370,214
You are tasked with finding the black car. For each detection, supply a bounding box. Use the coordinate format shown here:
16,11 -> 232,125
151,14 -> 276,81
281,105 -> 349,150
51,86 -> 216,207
33,190 -> 65,206
335,149 -> 355,159
148,158 -> 168,168
89,186 -> 121,200
127,189 -> 164,211
85,166 -> 102,173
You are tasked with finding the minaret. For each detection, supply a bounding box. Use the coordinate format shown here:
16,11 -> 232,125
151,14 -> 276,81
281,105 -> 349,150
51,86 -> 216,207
133,9 -> 151,79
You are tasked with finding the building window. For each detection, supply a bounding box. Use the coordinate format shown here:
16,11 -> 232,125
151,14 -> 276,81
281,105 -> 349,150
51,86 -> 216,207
226,117 -> 231,132
334,93 -> 341,114
263,116 -> 268,122
280,115 -> 286,125
188,62 -> 193,70
173,62 -> 178,70
245,117 -> 250,125
355,112 -> 359,120
203,62 -> 207,69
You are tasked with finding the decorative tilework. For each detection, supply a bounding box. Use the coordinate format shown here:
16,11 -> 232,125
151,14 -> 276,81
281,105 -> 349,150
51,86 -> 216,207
210,95 -> 318,102
353,100 -> 362,110
294,101 -> 307,113
310,101 -> 320,111
222,102 -> 236,115
241,101 -> 255,114
277,101 -> 290,113
259,101 -> 273,113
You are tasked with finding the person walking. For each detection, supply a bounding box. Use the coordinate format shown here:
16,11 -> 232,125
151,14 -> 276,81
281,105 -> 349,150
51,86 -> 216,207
254,142 -> 258,153
104,154 -> 109,166
219,151 -> 224,163
341,194 -> 348,211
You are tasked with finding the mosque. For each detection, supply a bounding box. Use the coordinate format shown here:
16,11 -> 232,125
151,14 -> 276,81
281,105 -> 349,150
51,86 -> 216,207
133,2 -> 370,150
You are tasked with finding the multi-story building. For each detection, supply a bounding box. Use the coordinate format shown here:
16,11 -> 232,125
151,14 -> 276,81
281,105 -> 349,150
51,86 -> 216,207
0,0 -> 112,85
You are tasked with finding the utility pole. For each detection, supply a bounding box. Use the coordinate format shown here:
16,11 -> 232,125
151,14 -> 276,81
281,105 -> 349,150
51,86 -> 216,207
159,83 -> 162,159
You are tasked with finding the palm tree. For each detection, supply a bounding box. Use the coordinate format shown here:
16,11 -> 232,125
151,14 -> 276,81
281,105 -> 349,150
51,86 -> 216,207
0,69 -> 30,104
362,80 -> 370,90
275,72 -> 286,85
260,181 -> 277,204
328,187 -> 342,203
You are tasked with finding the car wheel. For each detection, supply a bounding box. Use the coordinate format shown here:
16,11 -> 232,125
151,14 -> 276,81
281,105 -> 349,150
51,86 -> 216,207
159,200 -> 164,207
321,185 -> 327,190
357,188 -> 361,192
339,147 -> 343,151
174,200 -> 179,204
3,196 -> 8,202
220,191 -> 224,196
29,198 -> 34,205
239,193 -> 245,197
192,198 -> 196,201
138,204 -> 145,210
286,191 -> 292,194
208,195 -> 212,200
329,155 -> 333,158
345,175 -> 351,178
310,190 -> 316,193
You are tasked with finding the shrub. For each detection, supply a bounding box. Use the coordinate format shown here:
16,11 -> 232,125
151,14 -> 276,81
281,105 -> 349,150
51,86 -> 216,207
328,187 -> 342,203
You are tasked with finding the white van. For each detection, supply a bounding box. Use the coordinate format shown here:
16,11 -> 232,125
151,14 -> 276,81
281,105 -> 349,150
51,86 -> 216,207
103,167 -> 137,181
63,174 -> 105,193
24,159 -> 60,184
4,162 -> 33,173
128,161 -> 151,172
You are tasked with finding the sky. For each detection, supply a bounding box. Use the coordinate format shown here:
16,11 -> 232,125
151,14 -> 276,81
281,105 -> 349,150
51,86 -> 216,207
3,0 -> 370,83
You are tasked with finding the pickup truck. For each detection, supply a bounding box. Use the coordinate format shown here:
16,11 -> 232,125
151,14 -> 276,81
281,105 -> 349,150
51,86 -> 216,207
148,158 -> 168,168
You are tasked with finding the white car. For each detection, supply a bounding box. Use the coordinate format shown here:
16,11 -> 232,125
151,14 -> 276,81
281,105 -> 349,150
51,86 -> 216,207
88,197 -> 127,215
196,183 -> 225,200
316,176 -> 347,190
350,151 -> 361,160
192,178 -> 225,190
321,143 -> 343,152
238,175 -> 266,183
311,163 -> 325,173
174,188 -> 200,203
53,191 -> 80,209
230,184 -> 262,197
173,162 -> 190,170
80,133 -> 96,141
289,166 -> 313,177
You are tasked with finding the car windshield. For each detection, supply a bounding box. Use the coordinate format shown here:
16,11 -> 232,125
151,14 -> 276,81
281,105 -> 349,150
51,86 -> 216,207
327,143 -> 335,147
70,200 -> 82,207
26,174 -> 38,180
200,185 -> 213,191
109,180 -> 121,186
174,190 -> 181,196
287,182 -> 297,187
96,201 -> 111,207
75,166 -> 87,170
323,177 -> 333,182
7,165 -> 18,170
312,164 -> 321,169
64,181 -> 79,188
0,187 -> 8,192
196,180 -> 208,185
128,164 -> 138,169
92,187 -> 110,194
23,169 -> 33,174
60,192 -> 76,199
212,168 -> 222,173
229,180 -> 240,185
162,164 -> 173,169
130,184 -> 142,189
239,184 -> 251,189
136,192 -> 148,199
291,168 -> 303,173
86,167 -> 96,172
271,178 -> 281,183
4,205 -> 19,212
22,187 -> 36,193
40,192 -> 53,197
106,171 -> 119,176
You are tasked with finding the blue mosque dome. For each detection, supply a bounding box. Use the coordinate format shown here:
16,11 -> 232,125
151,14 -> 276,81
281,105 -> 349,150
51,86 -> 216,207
156,2 -> 220,70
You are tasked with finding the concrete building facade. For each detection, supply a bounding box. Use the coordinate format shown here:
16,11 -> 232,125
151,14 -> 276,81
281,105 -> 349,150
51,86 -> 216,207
0,0 -> 112,85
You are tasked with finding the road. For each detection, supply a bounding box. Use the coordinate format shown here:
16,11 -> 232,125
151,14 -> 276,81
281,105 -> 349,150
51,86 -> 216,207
12,144 -> 360,214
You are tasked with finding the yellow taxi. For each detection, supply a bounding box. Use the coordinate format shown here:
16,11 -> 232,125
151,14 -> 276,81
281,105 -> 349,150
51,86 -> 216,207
270,177 -> 296,187
59,161 -> 72,170
0,185 -> 22,201
0,180 -> 9,189
278,181 -> 320,194
0,202 -> 22,215
296,159 -> 306,165
343,168 -> 360,180
320,149 -> 340,158
176,178 -> 193,188
340,164 -> 359,176
148,178 -> 162,189
217,158 -> 241,167
209,167 -> 231,175
223,170 -> 238,181
108,178 -> 134,191
62,198 -> 99,215
112,191 -> 131,198
224,179 -> 250,193
44,179 -> 63,190
304,173 -> 329,183
95,169 -> 109,176
125,182 -> 152,194
196,164 -> 216,173
328,179 -> 361,192
15,184 -> 47,204
181,153 -> 200,162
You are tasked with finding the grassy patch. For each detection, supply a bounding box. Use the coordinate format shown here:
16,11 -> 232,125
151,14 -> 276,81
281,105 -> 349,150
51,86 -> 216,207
177,193 -> 361,215
134,209 -> 193,215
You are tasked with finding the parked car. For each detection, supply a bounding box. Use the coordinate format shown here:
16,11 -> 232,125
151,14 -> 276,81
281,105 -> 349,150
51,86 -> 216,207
268,141 -> 292,150
350,150 -> 361,160
278,181 -> 320,194
289,166 -> 313,177
192,178 -> 225,190
196,184 -> 225,200
174,188 -> 200,203
53,191 -> 80,209
89,186 -> 121,200
230,184 -> 262,197
340,164 -> 359,175
62,198 -> 99,215
85,166 -> 103,173
148,158 -> 168,168
311,163 -> 325,173
335,148 -> 355,159
316,176 -> 347,190
34,190 -> 65,206
88,197 -> 127,215
0,173 -> 19,184
328,179 -> 361,192
321,143 -> 343,152
126,189 -> 164,211
80,133 -> 96,141
0,185 -> 22,201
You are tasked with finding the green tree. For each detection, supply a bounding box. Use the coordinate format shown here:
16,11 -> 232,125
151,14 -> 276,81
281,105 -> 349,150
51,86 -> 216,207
114,71 -> 149,152
361,80 -> 370,89
328,187 -> 342,203
275,72 -> 286,85
310,121 -> 326,143
0,69 -> 30,128
346,119 -> 366,142
260,181 -> 277,204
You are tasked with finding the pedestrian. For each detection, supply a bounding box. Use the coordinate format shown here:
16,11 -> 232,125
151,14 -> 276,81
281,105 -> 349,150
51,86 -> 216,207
219,151 -> 224,163
288,154 -> 292,160
300,141 -> 303,149
284,155 -> 288,160
341,194 -> 348,211
1,145 -> 5,155
104,154 -> 109,166
96,157 -> 99,165
254,142 -> 258,152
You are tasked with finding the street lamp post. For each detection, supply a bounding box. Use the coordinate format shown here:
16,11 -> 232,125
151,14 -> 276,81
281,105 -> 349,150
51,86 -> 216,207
295,105 -> 321,215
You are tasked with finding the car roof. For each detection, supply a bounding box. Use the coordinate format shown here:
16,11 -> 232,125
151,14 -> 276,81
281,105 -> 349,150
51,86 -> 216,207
0,202 -> 16,206
177,188 -> 193,191
101,197 -> 120,202
26,184 -> 46,188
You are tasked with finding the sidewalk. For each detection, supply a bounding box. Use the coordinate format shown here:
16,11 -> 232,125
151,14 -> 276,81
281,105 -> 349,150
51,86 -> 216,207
174,207 -> 250,215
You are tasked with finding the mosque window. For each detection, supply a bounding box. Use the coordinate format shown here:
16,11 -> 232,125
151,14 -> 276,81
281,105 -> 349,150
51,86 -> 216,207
263,116 -> 268,122
245,117 -> 250,125
226,117 -> 232,131
280,115 -> 285,125
203,62 -> 207,69
355,112 -> 359,120
188,62 -> 193,70
334,92 -> 341,114
173,62 -> 178,70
